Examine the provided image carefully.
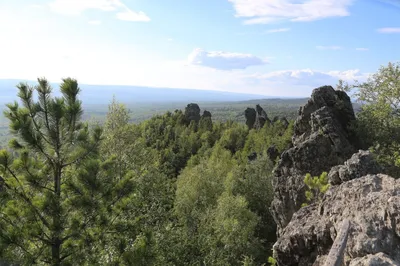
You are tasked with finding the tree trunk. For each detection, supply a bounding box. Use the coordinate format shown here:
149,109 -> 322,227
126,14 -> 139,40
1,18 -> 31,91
52,166 -> 62,265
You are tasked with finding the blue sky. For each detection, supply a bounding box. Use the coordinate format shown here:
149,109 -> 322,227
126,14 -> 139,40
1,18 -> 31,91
0,0 -> 399,97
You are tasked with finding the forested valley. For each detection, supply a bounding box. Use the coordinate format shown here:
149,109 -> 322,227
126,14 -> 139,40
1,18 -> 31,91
1,61 -> 400,265
0,78 -> 293,265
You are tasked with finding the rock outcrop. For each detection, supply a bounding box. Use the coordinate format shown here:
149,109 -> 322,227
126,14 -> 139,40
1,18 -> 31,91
244,105 -> 289,131
273,174 -> 400,265
201,110 -> 212,119
270,86 -> 358,234
245,107 -> 257,129
184,103 -> 201,124
254,104 -> 271,129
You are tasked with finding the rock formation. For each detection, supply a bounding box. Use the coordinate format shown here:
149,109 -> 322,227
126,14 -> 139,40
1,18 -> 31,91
184,103 -> 201,124
245,107 -> 257,129
273,174 -> 400,265
201,110 -> 212,119
270,85 -> 358,234
254,104 -> 271,129
270,85 -> 400,265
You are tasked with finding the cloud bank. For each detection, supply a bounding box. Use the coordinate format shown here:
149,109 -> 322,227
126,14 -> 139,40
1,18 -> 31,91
49,0 -> 150,22
243,69 -> 367,87
188,48 -> 268,70
377,27 -> 400,33
316,45 -> 342,50
265,28 -> 290,33
227,0 -> 354,24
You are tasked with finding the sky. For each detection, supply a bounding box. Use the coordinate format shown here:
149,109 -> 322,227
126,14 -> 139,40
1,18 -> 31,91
0,0 -> 399,97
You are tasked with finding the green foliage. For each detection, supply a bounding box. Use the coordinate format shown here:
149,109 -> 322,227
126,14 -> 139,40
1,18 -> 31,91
268,256 -> 277,266
340,61 -> 400,176
0,78 -> 296,265
302,172 -> 330,207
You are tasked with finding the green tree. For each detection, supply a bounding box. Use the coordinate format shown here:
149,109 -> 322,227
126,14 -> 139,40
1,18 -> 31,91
302,172 -> 330,207
338,61 -> 400,176
0,79 -> 131,265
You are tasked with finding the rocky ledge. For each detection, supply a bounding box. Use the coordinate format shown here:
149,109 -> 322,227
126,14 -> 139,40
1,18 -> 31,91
273,174 -> 400,265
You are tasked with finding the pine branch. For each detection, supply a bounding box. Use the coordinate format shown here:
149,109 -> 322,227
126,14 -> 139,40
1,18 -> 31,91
62,139 -> 100,168
4,166 -> 51,230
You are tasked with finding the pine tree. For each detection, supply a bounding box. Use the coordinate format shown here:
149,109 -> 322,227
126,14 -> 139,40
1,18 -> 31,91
0,78 -> 107,265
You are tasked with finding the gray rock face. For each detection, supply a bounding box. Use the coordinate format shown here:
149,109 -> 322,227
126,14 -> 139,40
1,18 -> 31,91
245,105 -> 274,130
273,174 -> 400,266
255,104 -> 271,129
328,150 -> 382,185
349,253 -> 399,266
270,86 -> 357,234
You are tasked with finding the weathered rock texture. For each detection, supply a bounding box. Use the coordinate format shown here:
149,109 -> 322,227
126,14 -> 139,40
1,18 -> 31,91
328,150 -> 382,186
273,174 -> 400,266
270,86 -> 358,234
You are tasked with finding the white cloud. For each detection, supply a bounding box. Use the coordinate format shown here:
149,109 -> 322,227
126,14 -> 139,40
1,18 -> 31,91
228,0 -> 354,24
116,10 -> 150,22
88,20 -> 102,25
243,68 -> 367,88
188,48 -> 268,70
49,0 -> 119,15
377,27 -> 400,33
265,28 -> 290,33
49,0 -> 150,22
316,45 -> 342,50
356,47 -> 369,51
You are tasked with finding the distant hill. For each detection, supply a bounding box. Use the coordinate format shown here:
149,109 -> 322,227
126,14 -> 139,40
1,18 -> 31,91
0,79 -> 281,105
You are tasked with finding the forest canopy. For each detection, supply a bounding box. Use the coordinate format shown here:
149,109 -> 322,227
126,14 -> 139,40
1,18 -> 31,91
0,78 -> 293,265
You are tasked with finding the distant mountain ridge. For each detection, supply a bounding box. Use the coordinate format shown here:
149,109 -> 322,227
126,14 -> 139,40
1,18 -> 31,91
0,79 -> 283,104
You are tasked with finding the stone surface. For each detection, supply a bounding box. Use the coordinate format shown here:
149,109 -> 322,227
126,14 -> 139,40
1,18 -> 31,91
328,150 -> 382,185
349,253 -> 399,266
270,86 -> 358,234
273,174 -> 400,266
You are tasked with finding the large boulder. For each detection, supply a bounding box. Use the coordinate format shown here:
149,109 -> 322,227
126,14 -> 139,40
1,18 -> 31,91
270,86 -> 358,234
273,174 -> 400,265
